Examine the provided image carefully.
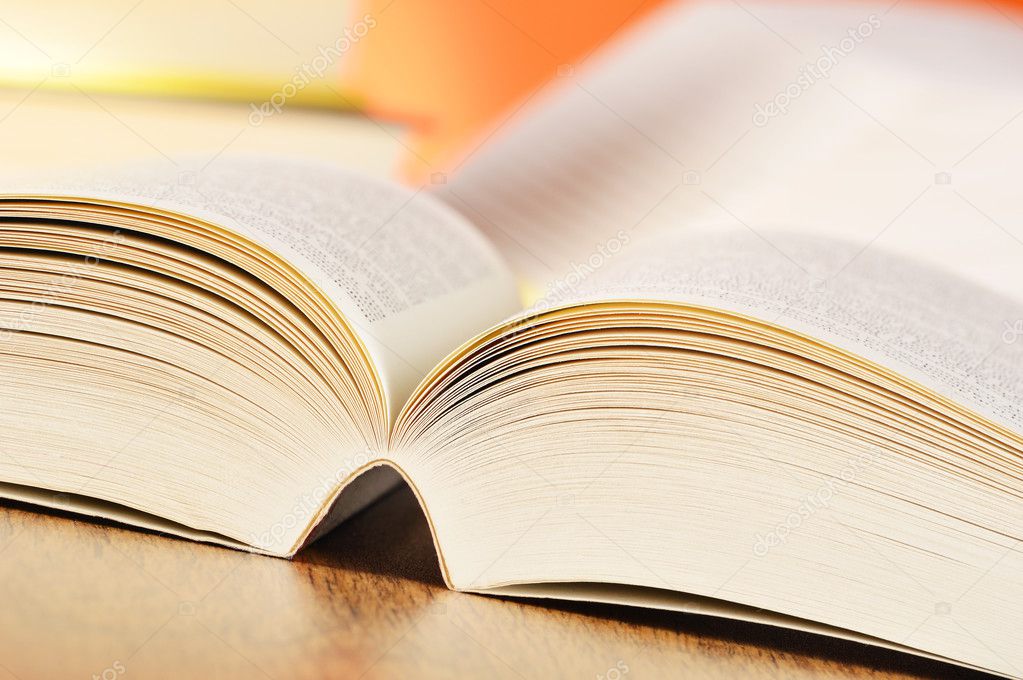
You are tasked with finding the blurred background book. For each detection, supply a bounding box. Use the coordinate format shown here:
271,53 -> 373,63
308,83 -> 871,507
0,0 -> 365,108
2,0 -> 1022,180
0,0 -> 667,180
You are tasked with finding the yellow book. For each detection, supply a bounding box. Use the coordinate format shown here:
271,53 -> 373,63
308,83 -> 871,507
0,0 -> 369,108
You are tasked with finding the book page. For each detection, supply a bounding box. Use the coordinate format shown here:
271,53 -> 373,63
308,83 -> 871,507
487,583 -> 985,675
4,155 -> 521,417
542,226 -> 1023,436
439,0 -> 1023,304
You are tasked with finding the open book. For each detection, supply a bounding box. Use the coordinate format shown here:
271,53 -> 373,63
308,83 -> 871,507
2,0 -> 1022,677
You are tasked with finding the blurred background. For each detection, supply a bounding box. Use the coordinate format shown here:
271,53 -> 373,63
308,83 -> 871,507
3,0 -> 1023,297
0,0 -> 662,174
0,0 -> 666,179
3,0 -> 1021,175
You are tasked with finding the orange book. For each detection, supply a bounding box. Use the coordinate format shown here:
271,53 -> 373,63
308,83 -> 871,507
343,0 -> 1023,180
342,0 -> 668,180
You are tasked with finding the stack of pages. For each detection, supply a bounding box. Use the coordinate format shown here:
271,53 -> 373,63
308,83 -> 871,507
0,1 -> 1021,676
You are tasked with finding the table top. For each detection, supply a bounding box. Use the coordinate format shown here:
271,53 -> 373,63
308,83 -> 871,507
0,486 -> 990,680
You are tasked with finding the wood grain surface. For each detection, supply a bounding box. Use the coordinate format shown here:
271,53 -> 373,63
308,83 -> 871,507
0,485 -> 990,680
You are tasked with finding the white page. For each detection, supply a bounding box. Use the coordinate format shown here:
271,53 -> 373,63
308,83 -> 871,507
2,156 -> 521,416
440,0 -> 1023,304
547,226 -> 1023,438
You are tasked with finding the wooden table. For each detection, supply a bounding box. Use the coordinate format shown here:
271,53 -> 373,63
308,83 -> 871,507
0,486 -> 989,680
